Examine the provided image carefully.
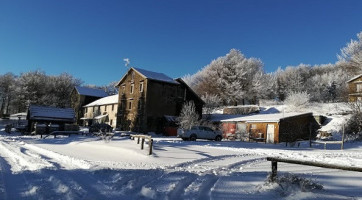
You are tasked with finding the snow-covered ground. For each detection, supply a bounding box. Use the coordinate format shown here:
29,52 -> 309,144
0,132 -> 361,199
0,103 -> 361,199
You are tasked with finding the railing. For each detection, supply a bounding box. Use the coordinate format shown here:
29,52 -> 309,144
266,157 -> 362,182
130,134 -> 153,155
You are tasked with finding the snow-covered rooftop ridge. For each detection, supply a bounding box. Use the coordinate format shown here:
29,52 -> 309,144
84,94 -> 118,107
133,67 -> 179,84
75,86 -> 108,97
28,105 -> 75,120
212,112 -> 312,122
347,74 -> 362,83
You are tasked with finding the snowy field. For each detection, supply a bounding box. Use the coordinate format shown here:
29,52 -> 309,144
0,131 -> 361,199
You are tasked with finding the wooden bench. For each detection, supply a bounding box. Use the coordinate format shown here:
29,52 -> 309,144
267,157 -> 362,181
130,134 -> 153,155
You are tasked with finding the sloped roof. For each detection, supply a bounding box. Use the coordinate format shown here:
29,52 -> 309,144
74,86 -> 108,97
84,94 -> 118,107
176,78 -> 205,104
133,68 -> 179,84
212,112 -> 312,123
28,105 -> 75,122
117,67 -> 179,86
347,74 -> 362,83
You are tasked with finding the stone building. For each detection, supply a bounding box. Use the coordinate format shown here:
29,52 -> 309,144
116,67 -> 204,133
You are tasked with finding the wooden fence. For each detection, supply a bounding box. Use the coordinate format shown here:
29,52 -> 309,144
130,134 -> 153,155
309,125 -> 345,150
267,157 -> 362,181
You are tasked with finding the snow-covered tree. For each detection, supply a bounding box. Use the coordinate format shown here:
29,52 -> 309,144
177,101 -> 199,129
0,73 -> 16,116
201,93 -> 221,116
284,91 -> 310,111
102,81 -> 119,95
190,49 -> 264,105
338,31 -> 362,74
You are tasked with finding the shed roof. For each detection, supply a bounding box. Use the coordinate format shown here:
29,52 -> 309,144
347,74 -> 362,83
212,112 -> 312,123
28,105 -> 75,122
74,86 -> 108,97
84,94 -> 118,107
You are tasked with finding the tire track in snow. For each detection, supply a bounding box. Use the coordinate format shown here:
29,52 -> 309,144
174,156 -> 266,199
0,138 -> 110,199
0,140 -> 54,172
23,143 -> 91,170
139,154 -> 266,199
19,144 -> 111,199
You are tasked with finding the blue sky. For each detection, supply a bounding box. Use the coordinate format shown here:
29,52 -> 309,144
0,0 -> 361,85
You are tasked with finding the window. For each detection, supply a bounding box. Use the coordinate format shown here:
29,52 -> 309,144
85,107 -> 88,113
130,84 -> 134,94
140,82 -> 144,92
128,101 -> 132,110
105,105 -> 107,111
357,84 -> 362,93
110,119 -> 113,126
112,104 -> 114,111
122,86 -> 125,94
250,124 -> 257,129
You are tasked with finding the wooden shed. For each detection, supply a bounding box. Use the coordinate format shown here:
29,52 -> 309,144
219,112 -> 319,143
27,105 -> 76,132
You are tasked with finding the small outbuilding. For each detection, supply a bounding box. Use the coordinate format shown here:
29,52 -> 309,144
215,112 -> 319,143
347,74 -> 362,102
27,105 -> 76,132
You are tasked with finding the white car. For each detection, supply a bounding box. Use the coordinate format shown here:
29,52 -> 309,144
177,126 -> 222,141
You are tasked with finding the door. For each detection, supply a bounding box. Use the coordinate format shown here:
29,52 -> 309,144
236,123 -> 247,140
203,126 -> 215,139
266,124 -> 275,143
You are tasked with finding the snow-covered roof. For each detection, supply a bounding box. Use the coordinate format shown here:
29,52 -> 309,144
133,68 -> 179,84
28,105 -> 75,122
10,112 -> 27,120
84,94 -> 118,107
347,74 -> 362,83
75,86 -> 108,97
116,67 -> 179,86
212,112 -> 312,123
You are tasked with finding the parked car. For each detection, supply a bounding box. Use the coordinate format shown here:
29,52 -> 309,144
177,126 -> 222,141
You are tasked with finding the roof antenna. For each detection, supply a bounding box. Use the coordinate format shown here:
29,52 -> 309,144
123,58 -> 130,69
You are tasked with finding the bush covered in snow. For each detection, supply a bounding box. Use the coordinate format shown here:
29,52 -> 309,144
260,173 -> 323,197
284,91 -> 310,110
345,102 -> 362,140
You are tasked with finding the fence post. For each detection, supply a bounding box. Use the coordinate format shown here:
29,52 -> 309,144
271,161 -> 277,182
149,139 -> 153,155
141,138 -> 145,150
309,124 -> 312,148
341,125 -> 345,150
137,137 -> 140,144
